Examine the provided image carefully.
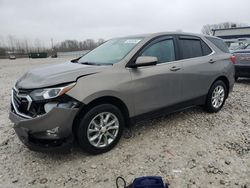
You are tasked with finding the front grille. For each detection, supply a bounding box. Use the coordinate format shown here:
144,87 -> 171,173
13,91 -> 29,113
13,91 -> 21,108
12,88 -> 33,118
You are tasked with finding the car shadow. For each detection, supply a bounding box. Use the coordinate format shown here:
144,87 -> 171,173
28,106 -> 205,161
130,106 -> 205,134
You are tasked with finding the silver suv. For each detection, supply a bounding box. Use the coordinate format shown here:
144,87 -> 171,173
9,32 -> 235,154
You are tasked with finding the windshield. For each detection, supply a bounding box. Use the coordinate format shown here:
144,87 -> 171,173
78,38 -> 143,65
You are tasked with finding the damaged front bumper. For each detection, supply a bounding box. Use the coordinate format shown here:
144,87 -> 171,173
9,105 -> 78,153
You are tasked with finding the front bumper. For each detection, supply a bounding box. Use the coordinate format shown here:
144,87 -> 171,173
235,65 -> 250,78
9,107 -> 78,152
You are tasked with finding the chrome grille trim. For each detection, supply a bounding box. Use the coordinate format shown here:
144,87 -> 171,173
11,89 -> 33,119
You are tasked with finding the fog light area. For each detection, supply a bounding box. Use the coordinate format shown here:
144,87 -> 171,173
44,101 -> 78,113
46,127 -> 59,136
44,102 -> 58,113
57,101 -> 77,108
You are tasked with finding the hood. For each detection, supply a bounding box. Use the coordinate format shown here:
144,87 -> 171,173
15,62 -> 110,89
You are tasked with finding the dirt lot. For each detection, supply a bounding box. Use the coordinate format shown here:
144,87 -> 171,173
0,58 -> 249,188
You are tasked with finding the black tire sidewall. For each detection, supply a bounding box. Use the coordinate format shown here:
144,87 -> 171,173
206,80 -> 227,113
76,104 -> 124,154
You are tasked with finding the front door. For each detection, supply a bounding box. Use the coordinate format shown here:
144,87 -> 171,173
129,36 -> 182,116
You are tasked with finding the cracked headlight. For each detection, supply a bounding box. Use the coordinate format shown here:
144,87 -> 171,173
30,82 -> 76,101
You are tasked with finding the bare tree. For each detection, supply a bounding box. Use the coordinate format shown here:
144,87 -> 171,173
0,36 -> 105,56
0,47 -> 5,56
97,38 -> 105,45
24,39 -> 30,53
0,35 -> 5,47
7,35 -> 16,52
201,24 -> 215,35
85,39 -> 95,50
34,39 -> 42,52
55,38 -> 103,52
201,22 -> 248,35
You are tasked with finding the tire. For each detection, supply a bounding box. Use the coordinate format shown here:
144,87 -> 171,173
76,104 -> 124,154
235,76 -> 239,82
205,80 -> 227,113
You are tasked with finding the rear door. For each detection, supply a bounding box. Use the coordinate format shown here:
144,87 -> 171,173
129,36 -> 183,116
177,35 -> 219,101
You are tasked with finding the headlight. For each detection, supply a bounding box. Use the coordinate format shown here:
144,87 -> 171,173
30,82 -> 76,100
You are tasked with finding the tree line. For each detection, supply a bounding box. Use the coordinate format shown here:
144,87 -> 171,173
54,39 -> 105,52
1,22 -> 248,57
0,36 -> 105,56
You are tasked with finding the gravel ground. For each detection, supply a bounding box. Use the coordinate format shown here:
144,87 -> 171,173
0,58 -> 249,188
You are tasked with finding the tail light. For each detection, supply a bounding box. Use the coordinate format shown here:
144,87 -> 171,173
230,55 -> 236,64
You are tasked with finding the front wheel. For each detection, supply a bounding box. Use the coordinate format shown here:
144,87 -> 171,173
205,80 -> 227,113
76,104 -> 124,154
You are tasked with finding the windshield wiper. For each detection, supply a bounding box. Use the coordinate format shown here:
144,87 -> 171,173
80,62 -> 99,65
80,62 -> 113,66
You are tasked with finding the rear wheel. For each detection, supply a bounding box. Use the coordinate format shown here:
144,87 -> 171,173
235,76 -> 239,82
205,80 -> 227,113
76,104 -> 124,154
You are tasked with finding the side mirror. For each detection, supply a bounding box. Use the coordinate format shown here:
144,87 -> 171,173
130,56 -> 158,68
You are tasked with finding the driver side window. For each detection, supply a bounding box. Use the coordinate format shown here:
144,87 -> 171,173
141,39 -> 175,64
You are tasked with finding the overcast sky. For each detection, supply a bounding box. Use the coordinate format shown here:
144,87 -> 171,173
0,0 -> 250,46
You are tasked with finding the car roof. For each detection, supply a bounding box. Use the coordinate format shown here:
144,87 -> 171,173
118,32 -> 220,40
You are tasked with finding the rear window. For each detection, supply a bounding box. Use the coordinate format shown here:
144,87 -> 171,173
201,40 -> 213,55
179,38 -> 203,59
206,37 -> 229,53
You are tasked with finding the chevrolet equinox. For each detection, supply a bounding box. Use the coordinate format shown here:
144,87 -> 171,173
9,32 -> 235,154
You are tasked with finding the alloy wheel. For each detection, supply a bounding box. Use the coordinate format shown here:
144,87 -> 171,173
87,112 -> 119,148
211,85 -> 225,109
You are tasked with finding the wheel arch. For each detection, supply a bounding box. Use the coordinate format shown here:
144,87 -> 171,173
72,96 -> 131,136
212,75 -> 230,98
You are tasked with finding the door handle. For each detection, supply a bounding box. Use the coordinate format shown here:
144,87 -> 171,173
209,59 -> 216,64
170,66 -> 181,71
